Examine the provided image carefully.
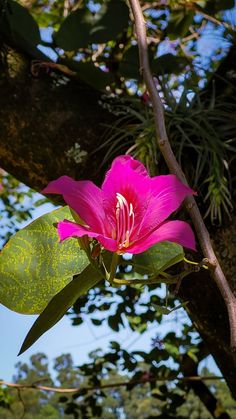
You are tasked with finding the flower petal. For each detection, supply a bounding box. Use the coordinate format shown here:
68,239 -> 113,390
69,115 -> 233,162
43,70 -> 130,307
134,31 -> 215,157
101,155 -> 152,229
127,220 -> 196,254
42,176 -> 105,233
136,175 -> 196,238
58,220 -> 117,252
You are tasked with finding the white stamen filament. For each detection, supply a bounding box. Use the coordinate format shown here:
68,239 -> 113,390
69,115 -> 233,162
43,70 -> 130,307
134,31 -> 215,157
116,193 -> 134,250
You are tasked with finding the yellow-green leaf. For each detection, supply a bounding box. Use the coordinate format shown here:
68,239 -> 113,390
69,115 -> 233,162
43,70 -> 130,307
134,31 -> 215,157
19,264 -> 102,354
0,207 -> 89,314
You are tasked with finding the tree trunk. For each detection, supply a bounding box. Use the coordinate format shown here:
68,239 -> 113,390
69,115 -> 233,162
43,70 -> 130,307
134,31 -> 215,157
0,53 -> 115,190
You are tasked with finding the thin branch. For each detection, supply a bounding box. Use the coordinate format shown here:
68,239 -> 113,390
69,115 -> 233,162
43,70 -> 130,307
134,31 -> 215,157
141,1 -> 166,12
63,0 -> 71,17
193,7 -> 232,30
142,1 -> 232,31
128,0 -> 236,351
0,376 -> 224,394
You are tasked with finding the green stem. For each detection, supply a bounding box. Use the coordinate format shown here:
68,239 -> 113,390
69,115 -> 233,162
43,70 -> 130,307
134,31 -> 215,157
77,239 -> 108,282
119,260 -> 154,273
113,268 -> 197,287
109,253 -> 120,285
184,257 -> 209,270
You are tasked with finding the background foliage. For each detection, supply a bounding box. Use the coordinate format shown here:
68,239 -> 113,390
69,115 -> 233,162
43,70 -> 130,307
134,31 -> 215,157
1,352 -> 236,419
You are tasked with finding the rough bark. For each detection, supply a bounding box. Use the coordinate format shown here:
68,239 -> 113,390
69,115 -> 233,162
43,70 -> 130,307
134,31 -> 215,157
179,265 -> 236,397
0,54 -> 116,191
1,50 -> 236,397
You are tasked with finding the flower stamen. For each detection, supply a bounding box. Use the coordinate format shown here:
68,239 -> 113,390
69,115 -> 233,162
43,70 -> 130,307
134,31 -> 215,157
116,193 -> 134,250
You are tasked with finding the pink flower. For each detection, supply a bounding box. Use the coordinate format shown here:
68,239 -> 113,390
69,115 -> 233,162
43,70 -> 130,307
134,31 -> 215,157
141,91 -> 150,105
42,155 -> 196,254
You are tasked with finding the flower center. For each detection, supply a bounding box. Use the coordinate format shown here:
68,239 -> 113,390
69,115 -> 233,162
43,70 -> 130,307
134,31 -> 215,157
115,192 -> 134,250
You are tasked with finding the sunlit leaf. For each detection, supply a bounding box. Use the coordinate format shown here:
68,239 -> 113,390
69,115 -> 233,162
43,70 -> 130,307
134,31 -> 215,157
0,207 -> 89,314
19,264 -> 102,354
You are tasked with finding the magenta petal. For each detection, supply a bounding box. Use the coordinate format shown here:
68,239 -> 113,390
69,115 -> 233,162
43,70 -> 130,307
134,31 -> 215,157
101,155 -> 152,227
58,220 -> 117,252
106,155 -> 149,177
42,176 -> 105,234
102,156 -> 149,196
137,175 -> 196,237
127,220 -> 196,254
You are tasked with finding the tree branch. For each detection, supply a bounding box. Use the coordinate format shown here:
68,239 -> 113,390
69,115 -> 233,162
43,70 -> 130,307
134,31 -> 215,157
0,376 -> 224,394
128,0 -> 236,351
180,343 -> 230,419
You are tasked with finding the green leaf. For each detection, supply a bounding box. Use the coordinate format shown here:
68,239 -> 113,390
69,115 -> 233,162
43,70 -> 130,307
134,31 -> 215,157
54,8 -> 93,51
204,0 -> 234,13
133,241 -> 184,275
119,46 -> 140,79
18,264 -> 102,354
0,0 -> 41,51
164,342 -> 180,357
166,9 -> 194,40
0,207 -> 89,314
89,0 -> 129,44
61,59 -> 114,90
187,348 -> 198,363
108,315 -> 120,332
55,0 -> 129,51
153,302 -> 188,315
153,305 -> 172,315
120,50 -> 188,80
151,54 -> 189,75
91,318 -> 103,326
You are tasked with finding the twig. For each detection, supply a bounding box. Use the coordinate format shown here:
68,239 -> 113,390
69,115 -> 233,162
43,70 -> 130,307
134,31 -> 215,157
141,1 -> 166,12
31,61 -> 77,78
193,7 -> 231,30
142,1 -> 232,31
128,0 -> 236,351
0,376 -> 224,394
63,0 -> 71,17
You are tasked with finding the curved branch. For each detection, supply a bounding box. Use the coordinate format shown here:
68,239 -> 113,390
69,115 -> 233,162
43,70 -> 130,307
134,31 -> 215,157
128,0 -> 236,351
0,375 -> 224,394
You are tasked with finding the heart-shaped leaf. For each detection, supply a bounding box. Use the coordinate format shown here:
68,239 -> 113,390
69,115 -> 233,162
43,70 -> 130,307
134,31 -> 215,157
19,264 -> 102,354
0,206 -> 89,314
